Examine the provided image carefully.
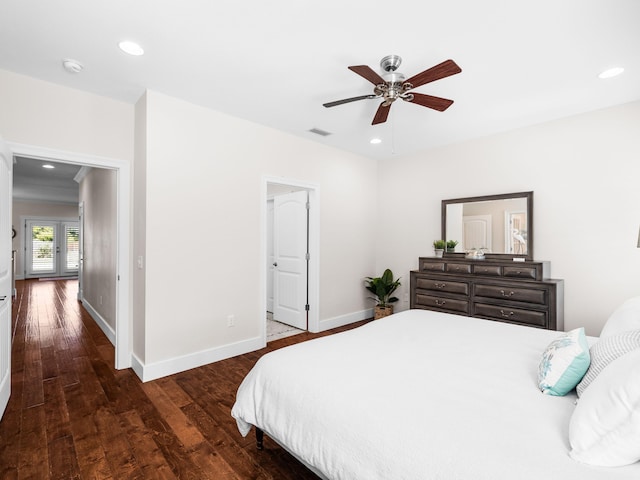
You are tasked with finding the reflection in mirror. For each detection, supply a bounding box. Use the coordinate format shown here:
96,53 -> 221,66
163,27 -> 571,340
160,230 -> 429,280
442,192 -> 533,260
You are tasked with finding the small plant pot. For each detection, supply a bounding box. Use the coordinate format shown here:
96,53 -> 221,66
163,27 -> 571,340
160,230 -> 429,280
374,305 -> 394,320
434,249 -> 444,258
446,248 -> 456,253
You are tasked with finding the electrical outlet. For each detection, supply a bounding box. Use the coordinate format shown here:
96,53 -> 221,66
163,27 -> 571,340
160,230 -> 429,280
137,256 -> 144,269
227,315 -> 235,327
99,295 -> 103,305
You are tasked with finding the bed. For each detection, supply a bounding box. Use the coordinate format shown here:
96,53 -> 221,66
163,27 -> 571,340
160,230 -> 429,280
231,307 -> 640,479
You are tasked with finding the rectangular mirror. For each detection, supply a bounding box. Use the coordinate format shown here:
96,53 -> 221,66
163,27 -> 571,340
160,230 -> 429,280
442,191 -> 533,260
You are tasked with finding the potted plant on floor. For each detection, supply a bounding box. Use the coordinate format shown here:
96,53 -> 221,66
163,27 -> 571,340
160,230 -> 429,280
365,269 -> 401,320
433,240 -> 445,257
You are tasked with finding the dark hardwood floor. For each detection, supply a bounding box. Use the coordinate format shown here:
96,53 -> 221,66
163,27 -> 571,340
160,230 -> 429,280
0,279 -> 370,479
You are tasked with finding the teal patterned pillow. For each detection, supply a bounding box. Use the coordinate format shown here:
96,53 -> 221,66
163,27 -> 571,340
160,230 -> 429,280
538,328 -> 590,396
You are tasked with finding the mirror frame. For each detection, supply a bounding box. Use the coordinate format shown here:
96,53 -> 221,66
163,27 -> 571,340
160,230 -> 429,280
441,191 -> 534,260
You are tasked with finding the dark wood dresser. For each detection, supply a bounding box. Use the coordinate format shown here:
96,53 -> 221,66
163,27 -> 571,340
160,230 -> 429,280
410,257 -> 564,330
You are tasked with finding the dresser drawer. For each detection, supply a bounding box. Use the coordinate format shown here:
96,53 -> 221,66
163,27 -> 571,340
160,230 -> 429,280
446,263 -> 472,274
474,284 -> 547,305
421,260 -> 445,272
474,303 -> 547,328
415,294 -> 469,314
502,265 -> 537,279
415,277 -> 469,295
472,264 -> 502,276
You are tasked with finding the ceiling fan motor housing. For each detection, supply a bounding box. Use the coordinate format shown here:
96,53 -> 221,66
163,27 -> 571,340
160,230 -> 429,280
380,54 -> 402,72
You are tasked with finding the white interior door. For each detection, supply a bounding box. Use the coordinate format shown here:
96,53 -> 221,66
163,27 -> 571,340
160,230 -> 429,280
273,190 -> 308,330
0,138 -> 13,420
463,214 -> 492,251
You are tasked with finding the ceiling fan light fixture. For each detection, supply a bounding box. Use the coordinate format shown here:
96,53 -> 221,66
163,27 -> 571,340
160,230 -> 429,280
118,40 -> 144,56
598,67 -> 624,79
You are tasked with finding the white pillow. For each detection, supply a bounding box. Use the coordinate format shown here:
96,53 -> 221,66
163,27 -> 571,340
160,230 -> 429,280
576,330 -> 640,397
569,348 -> 640,467
600,296 -> 640,338
537,328 -> 590,396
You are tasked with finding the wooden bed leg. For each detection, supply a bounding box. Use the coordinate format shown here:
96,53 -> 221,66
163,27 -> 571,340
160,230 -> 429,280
256,427 -> 264,450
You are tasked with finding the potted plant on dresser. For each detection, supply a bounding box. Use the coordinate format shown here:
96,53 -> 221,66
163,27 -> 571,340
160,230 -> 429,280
365,269 -> 401,319
433,240 -> 445,257
446,240 -> 459,253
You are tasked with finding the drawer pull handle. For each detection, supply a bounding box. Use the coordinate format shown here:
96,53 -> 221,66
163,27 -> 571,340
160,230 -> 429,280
500,310 -> 515,318
435,299 -> 446,306
500,290 -> 515,297
434,282 -> 446,289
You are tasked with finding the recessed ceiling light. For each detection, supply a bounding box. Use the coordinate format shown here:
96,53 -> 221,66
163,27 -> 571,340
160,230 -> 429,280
370,138 -> 382,144
118,40 -> 144,56
42,164 -> 55,169
598,67 -> 624,79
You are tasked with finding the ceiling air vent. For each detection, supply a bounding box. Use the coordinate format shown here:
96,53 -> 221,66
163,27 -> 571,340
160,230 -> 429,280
308,128 -> 332,137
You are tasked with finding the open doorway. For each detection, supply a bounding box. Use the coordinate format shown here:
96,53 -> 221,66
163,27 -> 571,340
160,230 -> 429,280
8,142 -> 131,369
264,177 -> 319,343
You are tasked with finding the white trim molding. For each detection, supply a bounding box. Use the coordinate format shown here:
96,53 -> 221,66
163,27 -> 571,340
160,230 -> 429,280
131,337 -> 265,382
81,298 -> 116,345
319,308 -> 374,332
261,176 -> 320,337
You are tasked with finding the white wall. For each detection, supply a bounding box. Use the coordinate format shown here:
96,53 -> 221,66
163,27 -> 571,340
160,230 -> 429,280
377,101 -> 640,336
0,70 -> 133,161
137,90 -> 377,371
79,168 -> 117,330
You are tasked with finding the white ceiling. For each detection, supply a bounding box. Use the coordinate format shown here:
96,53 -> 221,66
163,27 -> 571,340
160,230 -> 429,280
1,0 -> 639,160
13,156 -> 81,204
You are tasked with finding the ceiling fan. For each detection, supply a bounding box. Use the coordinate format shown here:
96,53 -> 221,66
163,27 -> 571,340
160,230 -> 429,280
323,55 -> 461,125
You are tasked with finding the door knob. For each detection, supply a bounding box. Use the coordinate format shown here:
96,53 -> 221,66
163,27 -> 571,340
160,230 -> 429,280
273,262 -> 278,267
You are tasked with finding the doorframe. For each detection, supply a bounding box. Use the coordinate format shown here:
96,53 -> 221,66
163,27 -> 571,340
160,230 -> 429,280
262,176 -> 320,340
8,142 -> 131,370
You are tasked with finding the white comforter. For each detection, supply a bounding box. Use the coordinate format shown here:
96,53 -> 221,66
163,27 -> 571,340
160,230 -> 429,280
232,309 -> 640,479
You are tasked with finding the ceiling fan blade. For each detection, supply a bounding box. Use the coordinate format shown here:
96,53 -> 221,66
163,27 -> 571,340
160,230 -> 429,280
348,65 -> 386,85
323,94 -> 377,108
403,59 -> 461,89
406,92 -> 454,112
372,102 -> 391,125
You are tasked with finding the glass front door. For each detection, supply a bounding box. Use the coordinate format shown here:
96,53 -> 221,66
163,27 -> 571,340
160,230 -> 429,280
26,220 -> 79,278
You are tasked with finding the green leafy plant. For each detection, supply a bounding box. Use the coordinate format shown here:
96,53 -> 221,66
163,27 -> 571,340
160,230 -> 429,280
365,269 -> 401,307
433,240 -> 446,249
446,240 -> 459,250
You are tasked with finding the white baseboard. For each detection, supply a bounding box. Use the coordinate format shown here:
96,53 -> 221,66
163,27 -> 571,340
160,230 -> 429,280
317,308 -> 373,332
81,298 -> 116,345
126,308 -> 374,383
132,336 -> 266,382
